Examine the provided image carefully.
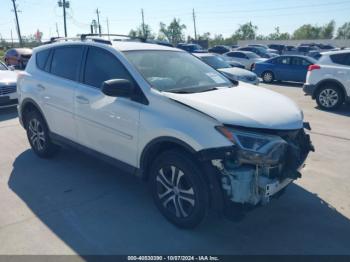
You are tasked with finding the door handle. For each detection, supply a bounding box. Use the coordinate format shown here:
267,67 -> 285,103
37,84 -> 46,90
76,95 -> 90,104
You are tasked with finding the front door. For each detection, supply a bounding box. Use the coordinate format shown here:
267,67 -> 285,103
75,46 -> 141,167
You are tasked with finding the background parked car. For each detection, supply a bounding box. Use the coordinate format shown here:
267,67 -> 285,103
303,50 -> 350,110
194,53 -> 259,85
176,43 -> 205,53
248,44 -> 279,55
253,55 -> 317,83
208,45 -> 231,54
219,55 -> 245,69
4,48 -> 32,69
268,44 -> 285,55
238,46 -> 278,58
224,51 -> 267,70
0,60 -> 18,108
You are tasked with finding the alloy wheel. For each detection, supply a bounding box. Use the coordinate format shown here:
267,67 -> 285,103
156,165 -> 196,218
28,118 -> 46,151
263,72 -> 273,83
319,88 -> 339,108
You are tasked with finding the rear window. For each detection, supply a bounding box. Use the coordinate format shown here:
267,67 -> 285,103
330,53 -> 350,66
51,46 -> 84,81
36,49 -> 51,71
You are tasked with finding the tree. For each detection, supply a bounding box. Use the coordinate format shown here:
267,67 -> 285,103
267,27 -> 290,40
129,23 -> 154,39
234,22 -> 258,40
320,20 -> 335,39
159,18 -> 186,45
293,21 -> 335,40
336,22 -> 350,39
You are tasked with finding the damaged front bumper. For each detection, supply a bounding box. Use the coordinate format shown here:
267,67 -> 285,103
199,125 -> 314,206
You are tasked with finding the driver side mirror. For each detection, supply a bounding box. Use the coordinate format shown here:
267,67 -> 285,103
8,65 -> 15,71
101,79 -> 134,98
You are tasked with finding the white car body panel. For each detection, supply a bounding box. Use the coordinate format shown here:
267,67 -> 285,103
163,83 -> 303,130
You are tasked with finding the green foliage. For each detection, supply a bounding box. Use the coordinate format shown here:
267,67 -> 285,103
159,18 -> 186,45
129,23 -> 155,39
234,22 -> 258,40
293,20 -> 335,40
336,22 -> 350,39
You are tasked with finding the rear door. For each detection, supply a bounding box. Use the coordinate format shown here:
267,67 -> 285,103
40,45 -> 84,141
274,56 -> 292,81
75,46 -> 141,167
290,57 -> 311,82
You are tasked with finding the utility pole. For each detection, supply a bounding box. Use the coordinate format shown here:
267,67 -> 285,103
10,29 -> 14,47
96,8 -> 101,35
11,0 -> 22,47
58,0 -> 69,37
192,8 -> 197,41
55,22 -> 59,37
106,18 -> 110,39
141,8 -> 146,38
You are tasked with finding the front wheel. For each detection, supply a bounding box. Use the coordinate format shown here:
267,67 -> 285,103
25,110 -> 59,158
149,150 -> 209,229
316,85 -> 344,110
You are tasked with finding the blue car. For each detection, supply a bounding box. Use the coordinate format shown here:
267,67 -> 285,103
253,55 -> 317,83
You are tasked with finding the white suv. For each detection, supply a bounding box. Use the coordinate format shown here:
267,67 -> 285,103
303,50 -> 350,110
17,37 -> 313,228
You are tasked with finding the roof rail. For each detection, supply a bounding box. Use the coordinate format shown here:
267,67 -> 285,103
80,33 -> 146,42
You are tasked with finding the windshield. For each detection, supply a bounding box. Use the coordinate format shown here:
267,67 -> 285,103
0,62 -> 8,71
201,55 -> 231,69
246,52 -> 259,59
124,50 -> 232,93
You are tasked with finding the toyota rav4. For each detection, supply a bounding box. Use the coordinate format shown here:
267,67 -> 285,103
17,36 -> 314,228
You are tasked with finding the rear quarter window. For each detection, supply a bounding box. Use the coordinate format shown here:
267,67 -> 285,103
36,49 -> 51,71
330,53 -> 350,66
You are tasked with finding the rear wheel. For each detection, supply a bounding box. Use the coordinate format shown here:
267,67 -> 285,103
316,85 -> 344,110
25,110 -> 59,158
262,71 -> 274,83
149,150 -> 209,229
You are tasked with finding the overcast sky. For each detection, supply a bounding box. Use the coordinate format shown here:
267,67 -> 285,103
1,0 -> 350,40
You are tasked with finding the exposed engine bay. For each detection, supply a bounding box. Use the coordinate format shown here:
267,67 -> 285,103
209,125 -> 314,205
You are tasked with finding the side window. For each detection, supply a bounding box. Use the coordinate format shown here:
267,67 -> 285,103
51,46 -> 83,81
83,47 -> 133,88
276,57 -> 290,65
36,49 -> 51,71
330,53 -> 350,66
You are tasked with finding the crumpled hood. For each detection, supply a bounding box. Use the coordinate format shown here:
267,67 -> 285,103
164,83 -> 303,130
0,71 -> 18,86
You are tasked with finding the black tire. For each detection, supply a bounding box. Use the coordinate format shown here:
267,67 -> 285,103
25,110 -> 59,158
262,71 -> 274,83
149,149 -> 209,229
316,85 -> 344,111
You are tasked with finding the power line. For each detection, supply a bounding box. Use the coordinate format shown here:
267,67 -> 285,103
11,0 -> 22,47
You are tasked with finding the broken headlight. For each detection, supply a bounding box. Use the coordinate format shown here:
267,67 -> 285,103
216,126 -> 288,165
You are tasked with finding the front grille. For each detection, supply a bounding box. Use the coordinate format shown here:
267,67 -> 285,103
246,76 -> 257,82
21,54 -> 31,59
0,85 -> 17,95
0,99 -> 18,106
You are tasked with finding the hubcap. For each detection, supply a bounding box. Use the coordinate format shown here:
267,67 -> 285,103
319,89 -> 339,108
264,72 -> 272,82
28,118 -> 46,151
156,165 -> 195,218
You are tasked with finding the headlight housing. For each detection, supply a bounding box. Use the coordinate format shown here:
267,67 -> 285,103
216,126 -> 288,165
